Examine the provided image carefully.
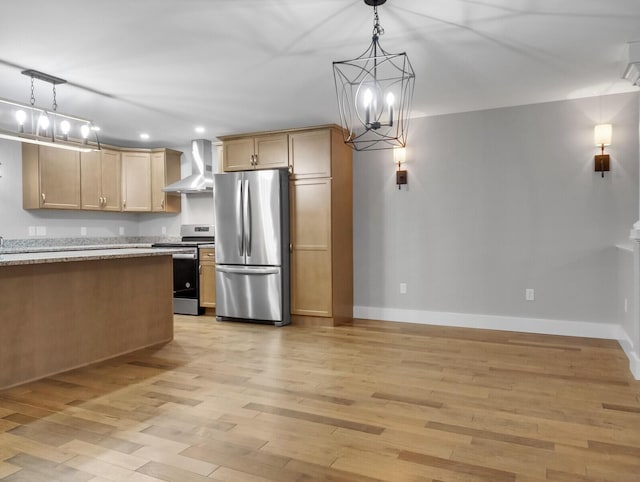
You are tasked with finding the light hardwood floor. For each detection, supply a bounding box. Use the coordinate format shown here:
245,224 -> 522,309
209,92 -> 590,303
0,316 -> 639,481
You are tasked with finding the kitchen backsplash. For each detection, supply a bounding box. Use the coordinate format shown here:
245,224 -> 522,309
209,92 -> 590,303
2,236 -> 181,250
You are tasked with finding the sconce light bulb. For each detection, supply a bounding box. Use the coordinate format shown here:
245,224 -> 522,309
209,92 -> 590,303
80,124 -> 90,139
15,110 -> 26,125
60,120 -> 71,135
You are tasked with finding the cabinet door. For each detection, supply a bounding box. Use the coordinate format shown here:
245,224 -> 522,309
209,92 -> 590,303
290,129 -> 331,179
223,138 -> 255,171
151,152 -> 167,212
290,178 -> 332,317
121,152 -> 151,211
39,146 -> 81,209
254,134 -> 289,169
80,150 -> 102,210
199,249 -> 216,308
152,150 -> 181,213
101,149 -> 121,211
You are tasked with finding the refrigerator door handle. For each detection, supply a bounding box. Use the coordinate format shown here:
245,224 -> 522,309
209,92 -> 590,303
236,179 -> 244,257
216,266 -> 279,275
243,179 -> 252,257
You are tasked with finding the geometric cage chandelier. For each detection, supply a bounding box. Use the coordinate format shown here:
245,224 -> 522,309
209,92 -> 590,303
333,0 -> 415,151
0,69 -> 101,152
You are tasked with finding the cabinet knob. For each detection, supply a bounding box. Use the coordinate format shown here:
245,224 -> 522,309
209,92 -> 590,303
250,154 -> 255,166
41,193 -> 46,203
103,196 -> 107,207
123,200 -> 126,209
161,198 -> 165,209
254,154 -> 258,166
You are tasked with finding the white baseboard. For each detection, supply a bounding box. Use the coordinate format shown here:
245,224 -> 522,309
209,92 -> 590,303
353,306 -> 639,380
618,336 -> 640,380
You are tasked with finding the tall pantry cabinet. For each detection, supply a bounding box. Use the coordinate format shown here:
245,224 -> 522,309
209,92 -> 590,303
288,127 -> 353,325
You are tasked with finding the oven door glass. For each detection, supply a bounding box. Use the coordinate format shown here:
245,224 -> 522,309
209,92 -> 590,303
172,253 -> 198,299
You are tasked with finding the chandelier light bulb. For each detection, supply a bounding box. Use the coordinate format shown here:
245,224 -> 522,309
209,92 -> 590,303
15,109 -> 26,125
38,115 -> 50,133
386,92 -> 395,126
80,124 -> 90,141
60,120 -> 71,135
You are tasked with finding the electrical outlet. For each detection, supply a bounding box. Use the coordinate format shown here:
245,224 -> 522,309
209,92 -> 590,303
161,226 -> 167,235
28,226 -> 36,236
80,227 -> 87,236
400,283 -> 407,294
36,226 -> 46,236
119,226 -> 124,236
525,288 -> 535,301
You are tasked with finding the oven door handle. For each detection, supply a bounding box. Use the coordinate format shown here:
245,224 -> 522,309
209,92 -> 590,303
172,253 -> 197,260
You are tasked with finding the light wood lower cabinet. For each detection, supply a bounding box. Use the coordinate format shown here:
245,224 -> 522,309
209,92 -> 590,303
81,149 -> 121,211
199,248 -> 216,308
290,179 -> 333,317
23,144 -> 81,210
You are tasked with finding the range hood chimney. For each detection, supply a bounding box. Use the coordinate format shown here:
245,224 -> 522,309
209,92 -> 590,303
162,139 -> 214,193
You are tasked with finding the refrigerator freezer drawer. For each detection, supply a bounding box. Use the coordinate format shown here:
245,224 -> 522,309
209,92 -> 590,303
216,265 -> 283,322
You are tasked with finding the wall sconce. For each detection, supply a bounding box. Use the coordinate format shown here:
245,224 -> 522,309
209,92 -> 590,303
594,124 -> 612,178
394,147 -> 407,189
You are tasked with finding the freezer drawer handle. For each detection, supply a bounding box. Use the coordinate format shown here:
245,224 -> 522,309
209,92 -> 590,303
216,266 -> 279,275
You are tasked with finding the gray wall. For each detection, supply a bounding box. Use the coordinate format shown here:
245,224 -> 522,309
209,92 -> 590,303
0,139 -> 214,240
354,92 -> 639,326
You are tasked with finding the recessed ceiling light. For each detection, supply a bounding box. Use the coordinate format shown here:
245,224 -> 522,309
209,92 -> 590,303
195,126 -> 205,133
140,133 -> 150,140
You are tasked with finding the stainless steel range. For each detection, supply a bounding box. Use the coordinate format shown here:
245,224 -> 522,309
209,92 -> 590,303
152,224 -> 214,315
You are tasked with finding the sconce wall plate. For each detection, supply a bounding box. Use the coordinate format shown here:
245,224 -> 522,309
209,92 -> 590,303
396,169 -> 407,186
594,154 -> 610,173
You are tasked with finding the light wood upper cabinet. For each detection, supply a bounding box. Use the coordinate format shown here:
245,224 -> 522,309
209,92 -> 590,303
80,149 -> 121,211
199,248 -> 216,308
23,144 -> 81,210
121,151 -> 151,212
289,129 -> 332,179
151,149 -> 181,213
22,144 -> 181,213
222,133 -> 288,171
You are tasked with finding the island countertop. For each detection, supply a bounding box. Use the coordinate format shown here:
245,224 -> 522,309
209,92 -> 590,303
0,246 -> 191,267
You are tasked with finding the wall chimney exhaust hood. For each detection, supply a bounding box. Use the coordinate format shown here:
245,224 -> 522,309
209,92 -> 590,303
163,139 -> 214,193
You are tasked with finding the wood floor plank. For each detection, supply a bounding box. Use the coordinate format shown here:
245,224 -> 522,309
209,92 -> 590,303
0,316 -> 638,481
243,402 -> 385,434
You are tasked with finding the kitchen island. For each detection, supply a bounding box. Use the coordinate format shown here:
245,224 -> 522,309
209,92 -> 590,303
0,247 -> 181,390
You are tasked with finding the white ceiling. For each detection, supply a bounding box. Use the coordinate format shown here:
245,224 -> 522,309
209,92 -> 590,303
1,0 -> 640,148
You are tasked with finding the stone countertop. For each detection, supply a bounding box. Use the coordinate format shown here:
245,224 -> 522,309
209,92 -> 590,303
198,244 -> 215,249
0,243 -> 152,255
0,247 -> 191,267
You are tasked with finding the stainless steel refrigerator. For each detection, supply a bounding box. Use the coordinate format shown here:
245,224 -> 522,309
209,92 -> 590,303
214,169 -> 290,326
